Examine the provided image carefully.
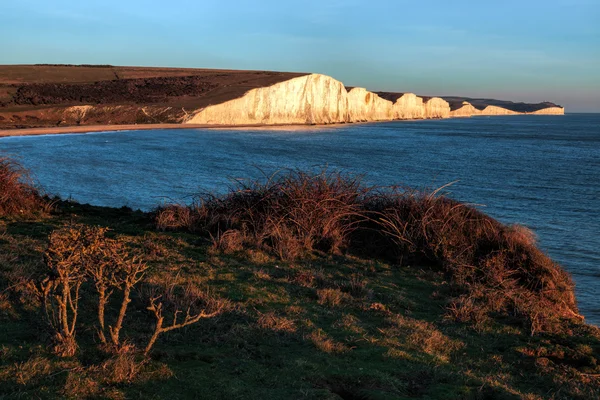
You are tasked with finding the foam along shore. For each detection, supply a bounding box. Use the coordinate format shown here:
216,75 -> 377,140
183,73 -> 563,126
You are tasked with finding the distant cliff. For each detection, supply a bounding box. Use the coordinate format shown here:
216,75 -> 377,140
0,65 -> 564,129
185,73 -> 562,125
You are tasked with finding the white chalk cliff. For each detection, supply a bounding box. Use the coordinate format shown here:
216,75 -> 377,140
450,102 -> 481,117
183,73 -> 564,126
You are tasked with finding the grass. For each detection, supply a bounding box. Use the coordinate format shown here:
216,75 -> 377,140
0,202 -> 597,399
0,166 -> 599,399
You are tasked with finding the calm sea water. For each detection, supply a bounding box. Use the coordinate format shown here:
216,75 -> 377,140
1,114 -> 599,325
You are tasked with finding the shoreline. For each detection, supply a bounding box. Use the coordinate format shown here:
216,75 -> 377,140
0,114 -> 566,138
0,122 -> 360,137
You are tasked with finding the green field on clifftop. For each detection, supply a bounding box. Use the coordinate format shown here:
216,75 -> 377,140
1,201 -> 599,399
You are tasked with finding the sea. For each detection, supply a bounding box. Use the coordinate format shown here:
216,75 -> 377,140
1,114 -> 598,325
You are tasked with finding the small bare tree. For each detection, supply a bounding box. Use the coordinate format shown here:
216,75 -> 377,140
79,227 -> 123,344
40,227 -> 88,357
144,286 -> 227,355
108,256 -> 148,347
36,225 -> 150,354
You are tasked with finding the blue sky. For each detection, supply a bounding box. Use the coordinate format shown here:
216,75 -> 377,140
2,0 -> 599,111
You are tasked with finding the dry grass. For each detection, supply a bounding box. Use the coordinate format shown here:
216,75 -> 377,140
257,311 -> 296,333
0,156 -> 48,217
382,314 -> 464,362
316,288 -> 349,308
308,329 -> 349,354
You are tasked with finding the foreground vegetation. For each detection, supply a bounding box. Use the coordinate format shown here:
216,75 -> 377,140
0,160 -> 599,399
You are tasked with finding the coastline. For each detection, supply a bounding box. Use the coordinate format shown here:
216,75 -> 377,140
0,121 -> 408,138
0,123 -> 243,137
0,115 -> 565,138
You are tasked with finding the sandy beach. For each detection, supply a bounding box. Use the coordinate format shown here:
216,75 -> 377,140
0,122 -> 355,138
0,123 -> 250,137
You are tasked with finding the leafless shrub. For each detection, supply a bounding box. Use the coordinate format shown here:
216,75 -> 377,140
0,156 -> 49,217
155,170 -> 367,260
28,225 -> 149,355
107,257 -> 148,348
210,229 -> 244,253
144,284 -> 229,355
360,187 -> 581,334
36,227 -> 88,356
155,169 -> 581,334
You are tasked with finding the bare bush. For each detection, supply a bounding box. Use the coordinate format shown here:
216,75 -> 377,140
360,188 -> 581,333
0,156 -> 49,217
144,284 -> 228,355
108,256 -> 148,348
154,170 -> 581,334
29,225 -> 149,355
155,170 -> 367,260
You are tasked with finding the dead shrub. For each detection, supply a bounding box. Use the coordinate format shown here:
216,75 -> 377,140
35,227 -> 88,357
210,229 -> 245,253
359,188 -> 581,334
155,169 -> 580,334
155,170 -> 367,260
0,156 -> 49,217
144,284 -> 229,355
29,224 -> 149,356
155,204 -> 199,231
13,356 -> 53,385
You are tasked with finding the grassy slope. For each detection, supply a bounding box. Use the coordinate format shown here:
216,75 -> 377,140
1,203 -> 599,399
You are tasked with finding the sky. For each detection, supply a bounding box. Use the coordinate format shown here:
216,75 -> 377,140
1,0 -> 599,112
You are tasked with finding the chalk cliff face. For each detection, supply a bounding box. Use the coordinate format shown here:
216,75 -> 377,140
346,88 -> 393,122
182,73 -> 562,126
186,74 -> 349,125
0,66 -> 565,129
390,94 -> 425,120
480,106 -> 521,116
185,74 -> 458,125
529,107 -> 565,115
449,102 -> 481,117
424,97 -> 450,119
